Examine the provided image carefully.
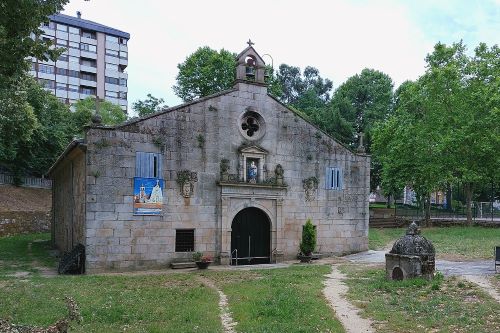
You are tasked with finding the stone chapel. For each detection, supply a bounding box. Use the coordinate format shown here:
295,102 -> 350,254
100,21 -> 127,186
48,43 -> 371,273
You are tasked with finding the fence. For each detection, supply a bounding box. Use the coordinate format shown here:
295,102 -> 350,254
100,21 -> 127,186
0,173 -> 52,189
395,202 -> 500,221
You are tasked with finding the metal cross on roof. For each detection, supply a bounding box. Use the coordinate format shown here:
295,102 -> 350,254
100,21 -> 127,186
247,39 -> 254,47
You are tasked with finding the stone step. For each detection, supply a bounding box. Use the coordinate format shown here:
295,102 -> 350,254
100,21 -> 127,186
170,262 -> 197,269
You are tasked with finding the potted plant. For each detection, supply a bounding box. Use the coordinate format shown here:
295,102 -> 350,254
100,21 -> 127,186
193,251 -> 213,269
298,219 -> 316,263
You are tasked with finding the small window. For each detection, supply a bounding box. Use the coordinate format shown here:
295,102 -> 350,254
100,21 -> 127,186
39,64 -> 55,74
57,54 -> 69,62
80,43 -> 96,53
105,90 -> 118,98
119,78 -> 127,87
105,76 -> 120,85
106,63 -> 119,71
68,85 -> 79,92
106,35 -> 119,43
81,30 -> 96,39
120,51 -> 128,59
119,38 -> 127,45
56,24 -> 67,32
80,86 -> 96,95
326,167 -> 343,190
69,41 -> 79,49
175,229 -> 194,252
68,26 -> 79,35
106,49 -> 119,57
68,56 -> 79,63
136,152 -> 162,178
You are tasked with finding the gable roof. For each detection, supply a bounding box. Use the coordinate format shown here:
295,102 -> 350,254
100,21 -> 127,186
236,45 -> 266,65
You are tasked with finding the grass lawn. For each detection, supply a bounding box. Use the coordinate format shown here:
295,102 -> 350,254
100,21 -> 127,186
0,233 -> 222,332
369,226 -> 500,259
205,266 -> 345,333
342,265 -> 500,333
1,234 -> 343,332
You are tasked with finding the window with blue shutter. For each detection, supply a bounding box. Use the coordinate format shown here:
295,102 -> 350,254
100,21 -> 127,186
325,167 -> 343,190
136,152 -> 162,178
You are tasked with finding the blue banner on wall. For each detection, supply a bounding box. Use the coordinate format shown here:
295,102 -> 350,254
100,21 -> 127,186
133,177 -> 164,215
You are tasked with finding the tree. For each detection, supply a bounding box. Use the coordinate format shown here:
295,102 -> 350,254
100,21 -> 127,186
373,42 -> 500,225
71,97 -> 128,137
15,77 -> 73,176
0,0 -> 68,175
329,68 -> 394,150
132,94 -> 167,117
0,0 -> 68,82
276,64 -> 333,109
173,46 -> 236,102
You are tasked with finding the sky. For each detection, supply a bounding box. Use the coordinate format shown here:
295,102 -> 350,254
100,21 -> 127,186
61,0 -> 500,115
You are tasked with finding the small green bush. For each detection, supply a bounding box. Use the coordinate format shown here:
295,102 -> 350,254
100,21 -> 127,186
300,219 -> 316,255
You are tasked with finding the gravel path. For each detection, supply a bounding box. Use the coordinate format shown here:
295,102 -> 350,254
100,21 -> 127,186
197,276 -> 237,333
323,265 -> 374,333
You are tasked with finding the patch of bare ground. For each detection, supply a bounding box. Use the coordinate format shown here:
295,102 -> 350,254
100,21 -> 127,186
0,185 -> 51,212
462,275 -> 500,302
323,265 -> 374,333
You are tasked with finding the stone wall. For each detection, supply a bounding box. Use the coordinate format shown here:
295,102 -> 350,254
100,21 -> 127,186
82,82 -> 370,272
52,147 -> 86,252
0,211 -> 51,237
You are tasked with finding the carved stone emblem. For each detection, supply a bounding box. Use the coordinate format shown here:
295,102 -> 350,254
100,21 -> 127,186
176,170 -> 198,198
220,159 -> 230,182
275,164 -> 284,185
302,177 -> 318,202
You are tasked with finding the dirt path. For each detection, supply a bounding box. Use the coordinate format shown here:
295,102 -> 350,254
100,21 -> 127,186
323,265 -> 374,333
197,276 -> 237,333
462,275 -> 500,303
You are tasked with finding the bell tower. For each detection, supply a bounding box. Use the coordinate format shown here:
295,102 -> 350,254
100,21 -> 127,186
235,40 -> 267,85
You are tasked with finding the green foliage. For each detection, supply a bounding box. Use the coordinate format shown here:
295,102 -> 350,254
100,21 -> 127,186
329,68 -> 394,150
0,75 -> 73,176
132,93 -> 167,117
299,219 -> 316,255
173,46 -> 236,102
373,42 -> 500,224
71,97 -> 127,137
276,64 -> 333,110
0,0 -> 68,82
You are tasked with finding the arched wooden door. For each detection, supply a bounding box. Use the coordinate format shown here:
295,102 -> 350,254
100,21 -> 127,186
231,207 -> 270,265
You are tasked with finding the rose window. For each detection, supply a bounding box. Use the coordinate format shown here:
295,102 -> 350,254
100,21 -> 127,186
241,117 -> 260,137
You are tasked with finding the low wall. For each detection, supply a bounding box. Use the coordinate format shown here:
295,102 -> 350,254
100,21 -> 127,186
0,211 -> 51,237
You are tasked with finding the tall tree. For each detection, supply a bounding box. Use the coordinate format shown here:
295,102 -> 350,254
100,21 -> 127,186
373,42 -> 500,225
71,97 -> 128,137
0,0 -> 68,81
173,46 -> 236,102
329,68 -> 394,150
14,77 -> 73,176
132,94 -> 167,117
0,0 -> 68,174
276,64 -> 333,109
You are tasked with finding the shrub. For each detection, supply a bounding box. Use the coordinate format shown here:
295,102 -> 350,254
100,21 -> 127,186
300,219 -> 316,255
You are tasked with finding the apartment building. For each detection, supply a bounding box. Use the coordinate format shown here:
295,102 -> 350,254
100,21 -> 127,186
29,12 -> 129,112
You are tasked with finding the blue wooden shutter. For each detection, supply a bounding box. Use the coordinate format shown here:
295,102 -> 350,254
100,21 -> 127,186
136,152 -> 162,178
326,167 -> 332,189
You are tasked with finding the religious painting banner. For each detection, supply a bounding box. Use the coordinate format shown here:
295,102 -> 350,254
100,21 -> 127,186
133,177 -> 164,215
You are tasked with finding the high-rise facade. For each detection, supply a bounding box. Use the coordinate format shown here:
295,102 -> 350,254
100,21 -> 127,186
29,13 -> 130,112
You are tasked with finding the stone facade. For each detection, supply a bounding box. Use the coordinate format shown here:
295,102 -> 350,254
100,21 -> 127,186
49,45 -> 370,273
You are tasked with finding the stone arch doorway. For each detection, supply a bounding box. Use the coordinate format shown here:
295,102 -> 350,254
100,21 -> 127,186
231,207 -> 271,265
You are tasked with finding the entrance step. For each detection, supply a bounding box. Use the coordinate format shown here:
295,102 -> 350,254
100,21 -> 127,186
170,262 -> 197,269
